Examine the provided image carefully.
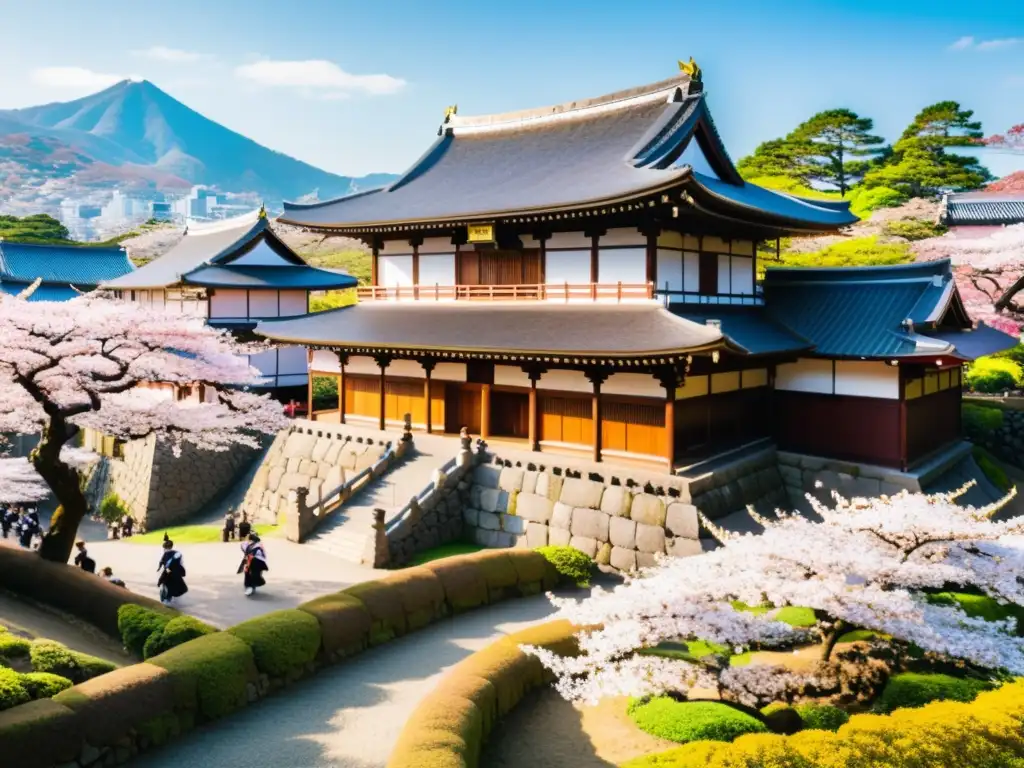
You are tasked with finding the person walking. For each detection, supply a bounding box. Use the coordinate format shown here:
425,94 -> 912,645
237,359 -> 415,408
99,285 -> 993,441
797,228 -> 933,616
121,514 -> 135,539
238,533 -> 269,597
237,512 -> 251,541
0,505 -> 12,539
157,539 -> 188,605
17,507 -> 39,548
223,508 -> 237,542
73,540 -> 96,573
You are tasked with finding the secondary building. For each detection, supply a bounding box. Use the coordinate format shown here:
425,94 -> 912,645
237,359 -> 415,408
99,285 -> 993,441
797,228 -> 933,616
257,64 -> 1015,471
0,240 -> 134,300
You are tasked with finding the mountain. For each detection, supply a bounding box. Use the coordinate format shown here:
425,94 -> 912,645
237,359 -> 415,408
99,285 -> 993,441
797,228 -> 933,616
0,80 -> 397,207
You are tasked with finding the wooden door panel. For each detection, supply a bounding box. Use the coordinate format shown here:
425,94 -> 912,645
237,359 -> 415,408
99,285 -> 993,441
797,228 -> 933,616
490,391 -> 529,438
345,375 -> 380,419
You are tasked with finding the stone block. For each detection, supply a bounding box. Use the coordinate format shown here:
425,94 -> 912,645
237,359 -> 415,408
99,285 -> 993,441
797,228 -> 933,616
636,552 -> 659,569
570,507 -> 610,542
536,472 -> 564,501
665,503 -> 699,539
494,532 -> 517,548
498,468 -> 525,493
549,527 -> 571,547
840,475 -> 881,499
286,456 -> 302,474
599,485 -> 631,517
502,514 -> 526,535
478,511 -> 501,530
610,546 -> 637,572
472,464 -> 502,489
283,432 -> 318,459
299,459 -> 316,477
311,438 -> 332,462
635,522 -> 666,554
267,466 -> 285,493
473,528 -> 500,547
479,488 -> 509,514
559,477 -> 605,509
521,471 -> 539,495
879,481 -> 905,497
666,537 -> 704,558
324,441 -> 344,464
595,542 -> 612,565
550,502 -> 573,530
629,494 -> 666,526
526,522 -> 548,548
462,508 -> 479,526
514,535 -> 529,549
515,492 -> 554,523
569,535 -> 598,558
609,516 -> 637,549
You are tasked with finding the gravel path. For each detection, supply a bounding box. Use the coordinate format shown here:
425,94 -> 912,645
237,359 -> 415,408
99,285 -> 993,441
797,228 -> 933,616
0,591 -> 129,665
132,594 -> 567,768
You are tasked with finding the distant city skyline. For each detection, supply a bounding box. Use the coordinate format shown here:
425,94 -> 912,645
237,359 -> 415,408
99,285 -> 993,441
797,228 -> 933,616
0,0 -> 1021,178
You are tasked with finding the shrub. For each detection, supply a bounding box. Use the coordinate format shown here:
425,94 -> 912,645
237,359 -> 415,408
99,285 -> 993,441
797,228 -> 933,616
375,569 -> 448,631
846,185 -> 907,219
965,357 -> 1022,393
421,556 -> 489,614
342,581 -> 408,645
298,592 -> 372,658
0,668 -> 30,711
773,606 -> 817,628
772,236 -> 913,269
505,549 -> 558,594
227,610 -> 321,678
794,703 -> 849,731
535,545 -> 592,587
0,634 -> 32,663
962,402 -> 1004,441
97,492 -> 130,525
875,672 -> 993,713
882,219 -> 946,241
627,698 -> 767,744
18,672 -> 72,699
117,604 -> 172,658
142,616 -> 217,660
29,640 -> 117,684
463,551 -> 519,603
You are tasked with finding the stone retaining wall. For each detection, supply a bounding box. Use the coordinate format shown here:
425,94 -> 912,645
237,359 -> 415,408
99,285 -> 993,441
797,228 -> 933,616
777,451 -> 925,512
386,460 -> 472,567
967,406 -> 1024,469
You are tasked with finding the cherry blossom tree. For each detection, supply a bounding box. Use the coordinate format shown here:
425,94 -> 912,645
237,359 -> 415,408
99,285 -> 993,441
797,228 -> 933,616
523,484 -> 1024,709
0,458 -> 50,503
0,287 -> 288,562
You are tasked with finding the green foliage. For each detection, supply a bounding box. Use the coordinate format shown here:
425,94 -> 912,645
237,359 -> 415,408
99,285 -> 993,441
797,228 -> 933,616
743,175 -> 842,200
962,403 -> 1004,442
311,375 -> 339,410
18,672 -> 72,699
973,446 -> 1011,492
789,109 -> 886,195
0,667 -> 30,711
29,640 -> 117,684
794,703 -> 849,731
994,342 -> 1024,367
143,616 -> 217,660
0,633 -> 32,663
875,672 -> 993,713
303,250 -> 371,284
0,214 -> 69,243
535,545 -> 593,587
965,357 -> 1022,393
148,632 -> 257,720
836,628 -> 882,643
117,604 -> 172,658
98,492 -> 130,525
882,219 -> 947,240
627,698 -> 767,744
926,590 -> 1024,635
128,523 -> 278,544
227,610 -> 321,678
737,141 -> 815,186
309,289 -> 357,313
845,185 -> 907,218
769,236 -> 913,269
897,100 -> 984,150
639,640 -> 731,664
407,542 -> 484,566
773,606 -> 817,628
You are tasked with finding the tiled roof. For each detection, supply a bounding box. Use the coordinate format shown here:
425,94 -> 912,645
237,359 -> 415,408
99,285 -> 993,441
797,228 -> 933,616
672,308 -> 812,356
280,76 -> 855,233
0,241 -> 133,287
184,264 -> 356,290
944,195 -> 1024,225
0,283 -> 81,301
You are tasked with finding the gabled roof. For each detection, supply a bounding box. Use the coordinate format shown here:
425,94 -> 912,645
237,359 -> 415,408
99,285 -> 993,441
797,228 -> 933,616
943,194 -> 1024,226
279,74 -> 857,234
0,283 -> 82,302
102,211 -> 356,292
673,307 -> 813,357
762,260 -> 992,359
0,241 -> 133,289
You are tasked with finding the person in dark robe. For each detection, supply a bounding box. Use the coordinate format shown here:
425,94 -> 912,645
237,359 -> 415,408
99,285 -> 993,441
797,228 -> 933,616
238,533 -> 269,597
121,515 -> 134,539
100,566 -> 126,588
223,508 -> 237,542
1,506 -> 12,539
73,540 -> 96,573
237,512 -> 251,541
157,539 -> 188,605
18,507 -> 39,548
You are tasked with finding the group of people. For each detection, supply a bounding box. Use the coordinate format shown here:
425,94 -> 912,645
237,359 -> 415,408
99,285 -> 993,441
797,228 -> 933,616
107,514 -> 135,540
222,508 -> 252,542
1,504 -> 41,549
156,524 -> 269,606
73,540 -> 126,587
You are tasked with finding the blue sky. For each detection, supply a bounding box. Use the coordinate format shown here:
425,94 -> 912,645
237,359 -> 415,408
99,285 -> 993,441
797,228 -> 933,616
0,0 -> 1021,178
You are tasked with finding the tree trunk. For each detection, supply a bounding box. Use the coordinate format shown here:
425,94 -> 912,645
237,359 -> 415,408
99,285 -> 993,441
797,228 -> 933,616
32,419 -> 86,564
821,620 -> 847,662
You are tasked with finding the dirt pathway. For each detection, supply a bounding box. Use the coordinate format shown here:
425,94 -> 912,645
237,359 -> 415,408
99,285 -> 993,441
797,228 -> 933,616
0,591 -> 129,665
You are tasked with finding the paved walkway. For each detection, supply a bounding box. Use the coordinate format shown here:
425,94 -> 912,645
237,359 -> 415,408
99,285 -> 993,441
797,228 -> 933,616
132,592 -> 573,768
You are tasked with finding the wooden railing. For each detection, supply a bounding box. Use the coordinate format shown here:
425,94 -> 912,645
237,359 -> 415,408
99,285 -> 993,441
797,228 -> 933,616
357,282 -> 655,303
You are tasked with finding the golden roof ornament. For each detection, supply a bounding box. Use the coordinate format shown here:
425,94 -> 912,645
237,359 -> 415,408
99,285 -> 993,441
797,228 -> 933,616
444,104 -> 458,123
678,57 -> 702,84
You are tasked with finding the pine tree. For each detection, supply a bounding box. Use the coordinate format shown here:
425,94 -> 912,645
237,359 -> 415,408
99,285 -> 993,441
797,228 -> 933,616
736,138 -> 813,185
789,109 -> 885,196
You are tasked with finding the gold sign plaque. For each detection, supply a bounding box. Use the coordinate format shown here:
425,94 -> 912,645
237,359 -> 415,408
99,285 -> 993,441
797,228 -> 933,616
467,223 -> 495,243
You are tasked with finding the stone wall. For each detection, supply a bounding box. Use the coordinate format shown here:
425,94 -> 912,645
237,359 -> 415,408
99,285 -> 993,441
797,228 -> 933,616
386,459 -> 471,566
241,420 -> 397,525
777,451 -> 924,512
966,405 -> 1024,469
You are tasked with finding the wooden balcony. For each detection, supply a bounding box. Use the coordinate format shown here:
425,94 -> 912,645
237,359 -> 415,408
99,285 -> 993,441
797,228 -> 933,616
356,282 -> 655,302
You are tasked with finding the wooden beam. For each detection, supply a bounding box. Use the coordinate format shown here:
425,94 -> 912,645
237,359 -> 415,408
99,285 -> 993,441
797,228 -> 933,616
481,383 -> 491,439
422,358 -> 436,434
590,233 -> 599,294
411,238 -> 420,299
371,242 -> 379,286
665,396 -> 675,472
585,368 -> 610,464
306,348 -> 314,421
337,351 -> 348,424
524,365 -> 545,452
375,355 -> 391,431
898,364 -> 908,471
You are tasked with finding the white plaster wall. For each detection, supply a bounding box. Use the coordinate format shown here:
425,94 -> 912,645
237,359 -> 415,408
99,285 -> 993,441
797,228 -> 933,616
249,349 -> 278,375
346,355 -> 383,375
231,243 -> 292,266
209,289 -> 247,318
683,252 -> 700,293
380,255 -> 414,286
604,372 -> 664,398
248,291 -> 278,318
279,290 -> 307,316
537,369 -> 592,394
678,138 -> 720,180
278,346 -> 309,375
388,359 -> 427,378
379,240 -> 414,256
433,362 -> 467,382
717,254 -> 732,294
600,227 -> 646,247
658,231 -> 684,249
419,254 -> 455,286
656,249 -> 683,292
547,231 -> 591,249
598,248 -> 646,284
776,358 -> 834,394
834,361 -> 899,399
520,234 -> 541,249
420,237 -> 455,255
545,251 -> 590,285
730,256 -> 754,296
311,349 -> 340,374
151,291 -> 165,310
495,365 -> 531,388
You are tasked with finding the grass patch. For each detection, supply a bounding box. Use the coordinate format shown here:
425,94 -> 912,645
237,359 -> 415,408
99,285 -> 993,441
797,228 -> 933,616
639,640 -> 730,664
407,542 -> 484,567
535,545 -> 593,587
927,591 -> 1024,635
627,698 -> 766,744
303,250 -> 371,284
768,236 -> 914,269
129,524 -> 279,545
837,628 -> 882,643
732,601 -> 817,628
875,672 -> 993,713
29,640 -> 117,684
973,446 -> 1012,492
309,289 -> 357,313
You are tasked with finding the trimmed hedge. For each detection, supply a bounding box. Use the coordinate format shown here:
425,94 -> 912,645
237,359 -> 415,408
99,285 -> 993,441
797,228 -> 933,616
0,668 -> 30,711
874,672 -> 993,713
18,673 -> 72,700
118,604 -> 174,657
463,551 -> 520,603
0,699 -> 83,768
0,633 -> 32,663
421,556 -> 489,613
298,592 -> 372,658
627,698 -> 767,744
143,616 -> 217,660
342,581 -> 409,645
536,545 -> 593,587
29,640 -> 117,684
794,703 -> 849,732
228,610 -> 321,678
376,568 -> 448,631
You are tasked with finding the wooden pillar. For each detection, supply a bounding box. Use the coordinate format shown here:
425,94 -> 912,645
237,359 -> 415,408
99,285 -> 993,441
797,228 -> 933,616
411,236 -> 422,299
898,363 -> 908,471
481,383 -> 491,439
646,229 -> 658,288
371,241 -> 380,286
336,351 -> 347,424
306,349 -> 314,420
589,233 -> 599,290
422,359 -> 436,434
524,366 -> 545,452
374,355 -> 391,431
586,368 -> 609,464
656,365 -> 682,472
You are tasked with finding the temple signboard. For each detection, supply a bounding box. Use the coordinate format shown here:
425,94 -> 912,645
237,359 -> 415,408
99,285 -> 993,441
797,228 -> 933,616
467,223 -> 495,243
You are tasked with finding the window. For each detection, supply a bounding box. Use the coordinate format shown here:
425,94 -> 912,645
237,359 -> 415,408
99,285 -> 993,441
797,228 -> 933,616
699,252 -> 718,295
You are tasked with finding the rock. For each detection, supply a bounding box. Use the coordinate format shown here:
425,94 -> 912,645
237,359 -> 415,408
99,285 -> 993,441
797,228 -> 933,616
569,535 -> 598,558
609,516 -> 637,549
247,682 -> 259,703
536,472 -> 564,501
521,471 -> 539,495
595,542 -> 612,565
599,485 -> 631,516
283,432 -> 317,458
666,502 -> 699,539
635,522 -> 666,554
80,744 -> 102,766
311,438 -> 332,462
630,494 -> 666,526
479,488 -> 509,514
550,501 -> 573,530
478,511 -> 501,530
473,528 -> 500,547
636,551 -> 659,569
473,464 -> 502,489
515,492 -> 554,523
570,507 -> 610,542
549,527 -> 571,546
502,514 -> 526,535
526,522 -> 549,548
559,477 -> 605,509
610,546 -> 637,572
498,467 -> 525,493
666,537 -> 703,557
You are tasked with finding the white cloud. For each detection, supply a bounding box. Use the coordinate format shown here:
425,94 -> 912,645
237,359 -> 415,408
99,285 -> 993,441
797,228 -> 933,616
949,35 -> 1021,51
234,59 -> 405,96
30,66 -> 131,92
131,46 -> 210,63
